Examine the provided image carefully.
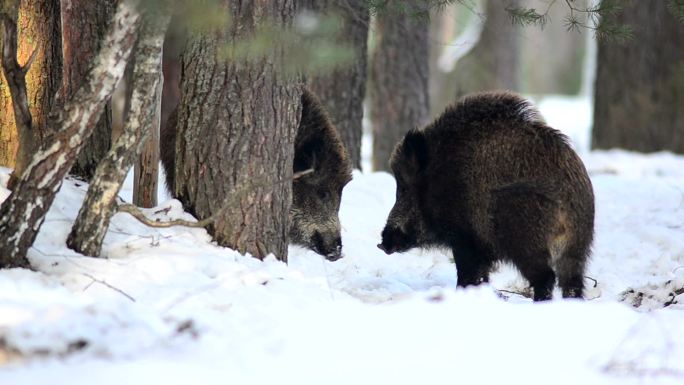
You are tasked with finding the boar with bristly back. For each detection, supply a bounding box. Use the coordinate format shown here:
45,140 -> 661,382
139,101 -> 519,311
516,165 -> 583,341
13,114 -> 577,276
378,91 -> 594,301
161,89 -> 352,261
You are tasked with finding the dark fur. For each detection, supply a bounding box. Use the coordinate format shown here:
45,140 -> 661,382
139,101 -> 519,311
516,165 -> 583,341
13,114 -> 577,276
378,91 -> 595,301
161,89 -> 352,261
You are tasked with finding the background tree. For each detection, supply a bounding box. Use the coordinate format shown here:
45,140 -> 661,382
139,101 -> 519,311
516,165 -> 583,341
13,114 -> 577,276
430,0 -> 521,116
61,0 -> 116,180
306,0 -> 369,169
0,0 -> 141,268
369,4 -> 430,172
0,0 -> 61,188
592,0 -> 684,154
172,1 -> 302,261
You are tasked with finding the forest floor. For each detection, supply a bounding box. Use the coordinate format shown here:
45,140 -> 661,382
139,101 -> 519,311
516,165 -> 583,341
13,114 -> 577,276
1,96 -> 684,384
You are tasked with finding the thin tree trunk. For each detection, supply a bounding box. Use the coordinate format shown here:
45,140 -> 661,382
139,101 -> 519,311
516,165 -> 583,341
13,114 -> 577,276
307,0 -> 368,170
370,6 -> 430,172
132,63 -> 161,208
67,11 -> 169,257
61,0 -> 116,181
175,1 -> 301,261
0,0 -> 61,186
592,0 -> 684,153
0,0 -> 140,268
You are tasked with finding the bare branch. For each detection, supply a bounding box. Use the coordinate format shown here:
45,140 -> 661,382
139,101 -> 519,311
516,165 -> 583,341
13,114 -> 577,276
21,46 -> 39,76
81,273 -> 136,302
1,4 -> 33,135
118,168 -> 314,229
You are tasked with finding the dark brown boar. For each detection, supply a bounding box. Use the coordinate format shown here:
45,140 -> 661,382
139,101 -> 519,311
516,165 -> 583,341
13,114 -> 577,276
161,89 -> 352,261
378,91 -> 594,301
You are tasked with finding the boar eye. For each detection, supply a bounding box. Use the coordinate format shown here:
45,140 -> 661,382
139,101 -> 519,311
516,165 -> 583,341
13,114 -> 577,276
318,189 -> 330,200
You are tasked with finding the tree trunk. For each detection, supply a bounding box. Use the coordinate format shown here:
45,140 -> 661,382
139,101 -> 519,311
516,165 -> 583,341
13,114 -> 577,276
592,0 -> 684,153
370,6 -> 430,172
0,0 -> 140,268
67,10 -> 169,257
519,0 -> 586,95
452,0 -> 520,99
307,0 -> 368,170
174,1 -> 301,261
0,0 -> 61,186
61,0 -> 116,180
132,53 -> 161,208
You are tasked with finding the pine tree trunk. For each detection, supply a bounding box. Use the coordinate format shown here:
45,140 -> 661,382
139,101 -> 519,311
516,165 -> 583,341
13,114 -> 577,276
307,0 -> 368,170
0,0 -> 140,268
67,11 -> 169,257
453,0 -> 520,99
61,0 -> 116,180
592,0 -> 684,153
0,0 -> 61,185
370,7 -> 430,172
174,1 -> 301,261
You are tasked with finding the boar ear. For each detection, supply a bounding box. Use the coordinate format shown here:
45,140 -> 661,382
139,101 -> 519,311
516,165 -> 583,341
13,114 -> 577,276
395,129 -> 428,180
294,137 -> 322,175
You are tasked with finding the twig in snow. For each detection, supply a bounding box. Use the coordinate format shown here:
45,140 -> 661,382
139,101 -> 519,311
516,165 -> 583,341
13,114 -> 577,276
585,275 -> 598,288
81,273 -> 136,302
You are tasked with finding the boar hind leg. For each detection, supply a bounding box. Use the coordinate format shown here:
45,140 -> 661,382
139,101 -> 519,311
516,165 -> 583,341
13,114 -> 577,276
452,237 -> 495,287
492,187 -> 557,301
511,250 -> 556,301
556,244 -> 587,299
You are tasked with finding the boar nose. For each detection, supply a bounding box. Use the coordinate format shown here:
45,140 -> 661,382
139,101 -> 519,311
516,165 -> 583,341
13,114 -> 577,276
312,232 -> 343,261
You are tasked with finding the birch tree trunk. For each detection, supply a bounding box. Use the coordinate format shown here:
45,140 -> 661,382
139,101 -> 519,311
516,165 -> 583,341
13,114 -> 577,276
0,0 -> 141,268
0,0 -> 62,187
370,6 -> 430,172
307,0 -> 369,170
67,11 -> 169,257
174,1 -> 301,261
61,0 -> 116,181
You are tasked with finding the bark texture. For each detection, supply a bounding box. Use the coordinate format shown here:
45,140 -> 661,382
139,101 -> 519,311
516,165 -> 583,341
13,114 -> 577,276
370,6 -> 430,172
133,54 -> 161,208
592,0 -> 684,153
174,1 -> 301,261
61,0 -> 116,180
0,0 -> 61,184
307,0 -> 369,169
67,11 -> 169,257
0,0 -> 140,268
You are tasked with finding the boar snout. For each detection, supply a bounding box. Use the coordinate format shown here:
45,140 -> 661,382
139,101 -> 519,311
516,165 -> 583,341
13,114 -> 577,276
378,224 -> 414,254
312,231 -> 343,261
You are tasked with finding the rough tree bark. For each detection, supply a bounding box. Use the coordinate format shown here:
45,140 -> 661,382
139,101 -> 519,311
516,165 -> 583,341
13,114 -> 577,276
307,0 -> 369,170
592,0 -> 684,153
174,1 -> 301,261
370,5 -> 430,172
0,0 -> 141,268
0,0 -> 62,187
67,10 -> 170,257
61,0 -> 116,180
132,55 -> 161,208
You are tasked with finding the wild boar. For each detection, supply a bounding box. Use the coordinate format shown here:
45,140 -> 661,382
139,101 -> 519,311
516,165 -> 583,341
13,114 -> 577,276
161,89 -> 352,261
378,91 -> 594,301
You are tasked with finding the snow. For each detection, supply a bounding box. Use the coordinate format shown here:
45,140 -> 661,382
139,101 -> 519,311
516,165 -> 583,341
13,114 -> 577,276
2,96 -> 684,384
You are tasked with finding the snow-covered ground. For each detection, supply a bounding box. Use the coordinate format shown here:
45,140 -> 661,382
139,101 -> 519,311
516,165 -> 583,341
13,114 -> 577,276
1,96 -> 684,384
